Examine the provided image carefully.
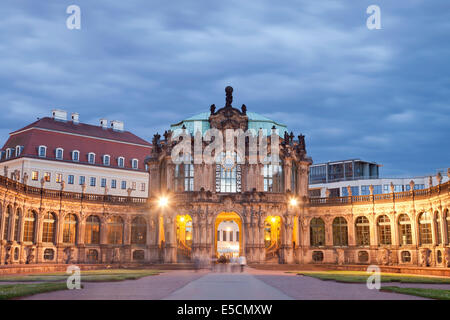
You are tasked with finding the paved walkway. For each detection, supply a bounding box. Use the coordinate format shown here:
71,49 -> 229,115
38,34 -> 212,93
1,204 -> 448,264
21,268 -> 435,300
164,272 -> 292,300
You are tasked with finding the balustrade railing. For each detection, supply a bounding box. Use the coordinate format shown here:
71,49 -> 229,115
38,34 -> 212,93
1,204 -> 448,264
0,175 -> 448,207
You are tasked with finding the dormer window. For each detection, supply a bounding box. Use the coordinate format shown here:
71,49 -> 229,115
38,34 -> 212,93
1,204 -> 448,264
72,150 -> 80,162
118,157 -> 125,168
55,148 -> 64,160
88,152 -> 95,164
15,146 -> 23,157
6,148 -> 11,159
103,155 -> 111,166
38,146 -> 47,158
131,159 -> 138,170
0,150 -> 3,161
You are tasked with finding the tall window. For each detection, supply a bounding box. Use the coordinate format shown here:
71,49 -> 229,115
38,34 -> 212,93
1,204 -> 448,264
63,214 -> 78,244
131,216 -> 147,244
103,155 -> 110,166
263,163 -> 284,192
23,211 -> 36,243
291,163 -> 297,193
355,216 -> 370,246
310,218 -> 325,247
215,152 -> 241,193
108,216 -> 124,244
132,159 -> 139,169
3,206 -> 11,240
72,150 -> 80,161
418,212 -> 433,245
68,175 -> 74,184
13,209 -> 20,242
377,215 -> 392,245
56,148 -> 64,160
85,215 -> 100,244
398,214 -> 412,245
42,212 -> 56,243
446,209 -> 450,244
435,211 -> 442,245
38,145 -> 47,157
175,163 -> 194,192
332,217 -> 348,246
88,153 -> 95,164
118,157 -> 125,168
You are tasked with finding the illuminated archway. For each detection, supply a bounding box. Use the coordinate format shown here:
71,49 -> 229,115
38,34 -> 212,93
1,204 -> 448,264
176,214 -> 192,259
215,212 -> 242,258
265,216 -> 281,249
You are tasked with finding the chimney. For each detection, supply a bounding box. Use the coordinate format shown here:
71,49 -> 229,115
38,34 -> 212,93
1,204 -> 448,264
52,109 -> 67,121
110,120 -> 124,132
100,119 -> 108,129
71,113 -> 79,124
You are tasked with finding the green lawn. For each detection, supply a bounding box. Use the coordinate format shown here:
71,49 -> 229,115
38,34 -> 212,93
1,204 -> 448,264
0,269 -> 160,283
296,271 -> 450,284
0,283 -> 69,300
381,286 -> 450,300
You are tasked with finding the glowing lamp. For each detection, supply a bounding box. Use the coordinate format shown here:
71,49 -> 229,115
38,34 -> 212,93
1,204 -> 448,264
289,198 -> 298,206
159,196 -> 169,207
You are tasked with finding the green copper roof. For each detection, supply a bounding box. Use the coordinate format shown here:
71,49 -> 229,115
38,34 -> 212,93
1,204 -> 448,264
170,111 -> 288,136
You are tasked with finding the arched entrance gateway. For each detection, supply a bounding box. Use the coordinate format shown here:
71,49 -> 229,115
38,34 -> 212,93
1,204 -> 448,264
215,212 -> 242,259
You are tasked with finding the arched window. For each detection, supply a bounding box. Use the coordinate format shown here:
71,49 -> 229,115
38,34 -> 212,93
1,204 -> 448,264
132,159 -> 139,170
435,211 -> 442,245
108,216 -> 124,244
377,215 -> 392,245
55,147 -> 64,160
87,152 -> 96,164
23,211 -> 36,243
42,212 -> 56,243
63,214 -> 78,244
3,205 -> 12,240
418,212 -> 433,245
131,216 -> 147,245
38,145 -> 47,157
118,157 -> 125,168
13,208 -> 20,242
85,215 -> 100,244
355,216 -> 370,246
332,217 -> 348,246
310,218 -> 325,247
446,209 -> 450,244
263,156 -> 284,193
103,155 -> 111,166
398,214 -> 412,245
72,150 -> 80,162
215,152 -> 241,193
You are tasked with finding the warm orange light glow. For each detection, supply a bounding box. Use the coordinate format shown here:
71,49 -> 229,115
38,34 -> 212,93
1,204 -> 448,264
289,198 -> 298,206
271,217 -> 276,223
180,216 -> 185,222
159,196 -> 169,207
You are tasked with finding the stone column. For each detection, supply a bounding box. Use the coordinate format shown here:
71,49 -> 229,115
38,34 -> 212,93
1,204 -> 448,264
284,160 -> 292,193
163,212 -> 177,263
35,210 -> 44,264
347,215 -> 356,247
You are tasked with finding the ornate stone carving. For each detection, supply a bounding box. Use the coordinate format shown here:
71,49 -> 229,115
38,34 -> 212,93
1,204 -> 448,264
419,248 -> 431,267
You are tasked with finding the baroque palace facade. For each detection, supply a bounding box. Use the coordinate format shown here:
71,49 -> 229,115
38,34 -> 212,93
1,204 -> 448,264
0,87 -> 449,267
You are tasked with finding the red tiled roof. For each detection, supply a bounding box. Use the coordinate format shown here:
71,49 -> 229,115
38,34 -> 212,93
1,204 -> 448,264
11,117 -> 152,146
1,117 -> 152,171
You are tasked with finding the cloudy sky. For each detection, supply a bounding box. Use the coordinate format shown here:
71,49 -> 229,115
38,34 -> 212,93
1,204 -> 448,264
0,0 -> 448,177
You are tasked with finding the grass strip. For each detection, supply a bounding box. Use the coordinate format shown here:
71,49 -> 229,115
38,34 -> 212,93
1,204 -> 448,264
296,271 -> 450,284
0,269 -> 160,282
381,286 -> 450,300
0,283 -> 69,300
